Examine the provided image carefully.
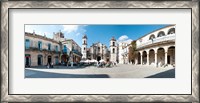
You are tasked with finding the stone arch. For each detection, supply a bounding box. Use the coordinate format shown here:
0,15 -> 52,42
167,28 -> 175,35
142,51 -> 147,65
157,31 -> 165,37
167,46 -> 175,65
157,47 -> 165,66
137,52 -> 141,64
149,49 -> 155,65
149,34 -> 155,40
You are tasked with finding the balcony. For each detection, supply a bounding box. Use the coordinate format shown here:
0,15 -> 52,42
72,49 -> 82,56
137,34 -> 175,49
25,47 -> 61,54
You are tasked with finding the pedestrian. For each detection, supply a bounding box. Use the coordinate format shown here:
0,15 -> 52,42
47,63 -> 50,69
51,62 -> 54,68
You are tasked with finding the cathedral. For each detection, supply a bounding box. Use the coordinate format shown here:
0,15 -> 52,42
81,35 -> 118,62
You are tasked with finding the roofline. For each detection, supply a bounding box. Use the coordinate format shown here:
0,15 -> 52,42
136,24 -> 175,40
25,32 -> 59,44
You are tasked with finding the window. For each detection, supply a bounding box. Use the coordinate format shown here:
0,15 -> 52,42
168,28 -> 175,34
38,41 -> 42,50
113,48 -> 115,53
113,42 -> 115,46
63,45 -> 67,53
98,47 -> 100,52
84,40 -> 86,44
84,47 -> 86,50
157,31 -> 165,37
55,45 -> 58,52
25,39 -> 30,49
149,34 -> 155,40
48,43 -> 51,51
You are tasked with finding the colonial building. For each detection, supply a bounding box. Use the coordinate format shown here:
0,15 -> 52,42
25,31 -> 82,67
134,25 -> 175,67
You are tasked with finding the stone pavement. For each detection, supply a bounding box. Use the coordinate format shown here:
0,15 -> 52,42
25,64 -> 175,78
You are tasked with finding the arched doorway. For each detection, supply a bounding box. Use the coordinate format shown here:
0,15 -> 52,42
48,56 -> 52,64
149,49 -> 155,65
25,54 -> 31,67
137,52 -> 141,64
157,48 -> 165,66
97,56 -> 101,62
142,51 -> 147,65
167,46 -> 175,65
61,54 -> 68,64
37,55 -> 43,65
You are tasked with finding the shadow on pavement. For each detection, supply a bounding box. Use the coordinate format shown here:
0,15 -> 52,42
26,66 -> 93,69
145,69 -> 175,78
25,69 -> 110,78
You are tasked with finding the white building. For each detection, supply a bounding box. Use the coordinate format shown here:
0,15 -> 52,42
118,42 -> 130,64
134,25 -> 175,67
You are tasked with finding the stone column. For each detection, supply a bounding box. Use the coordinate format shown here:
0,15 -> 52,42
135,58 -> 138,65
165,52 -> 168,65
141,54 -> 143,65
147,53 -> 149,65
155,52 -> 157,67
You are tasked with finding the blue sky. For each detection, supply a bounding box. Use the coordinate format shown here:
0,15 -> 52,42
25,24 -> 168,47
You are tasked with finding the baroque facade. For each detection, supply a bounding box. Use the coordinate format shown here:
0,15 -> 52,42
25,31 -> 82,67
81,35 -> 118,62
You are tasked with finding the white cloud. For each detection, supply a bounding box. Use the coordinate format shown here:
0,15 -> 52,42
118,35 -> 128,41
63,25 -> 79,33
62,25 -> 87,37
117,35 -> 132,44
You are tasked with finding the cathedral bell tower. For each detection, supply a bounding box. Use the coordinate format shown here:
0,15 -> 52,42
82,34 -> 87,60
110,37 -> 117,62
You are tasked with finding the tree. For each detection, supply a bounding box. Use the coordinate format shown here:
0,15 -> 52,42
128,40 -> 137,64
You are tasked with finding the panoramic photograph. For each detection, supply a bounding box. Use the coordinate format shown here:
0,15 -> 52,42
24,24 -> 175,78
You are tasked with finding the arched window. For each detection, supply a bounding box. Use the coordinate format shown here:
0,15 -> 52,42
168,28 -> 175,34
38,41 -> 42,50
113,42 -> 115,46
157,31 -> 165,37
98,47 -> 100,52
149,34 -> 155,40
25,39 -> 30,49
84,47 -> 86,50
113,48 -> 115,53
48,43 -> 51,51
84,40 -> 86,44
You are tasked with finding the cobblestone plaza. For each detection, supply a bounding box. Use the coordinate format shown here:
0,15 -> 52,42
25,64 -> 175,78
